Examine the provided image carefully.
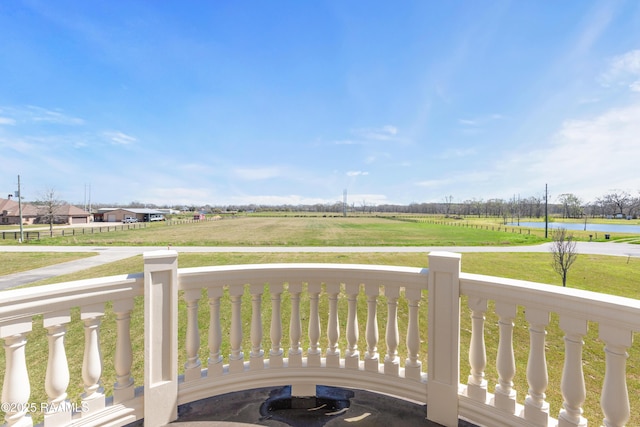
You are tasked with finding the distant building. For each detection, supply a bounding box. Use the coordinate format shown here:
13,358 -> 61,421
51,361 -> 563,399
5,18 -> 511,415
0,197 -> 91,225
95,208 -> 165,222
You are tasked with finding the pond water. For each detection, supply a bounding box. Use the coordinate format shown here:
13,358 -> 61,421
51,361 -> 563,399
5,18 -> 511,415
509,221 -> 640,234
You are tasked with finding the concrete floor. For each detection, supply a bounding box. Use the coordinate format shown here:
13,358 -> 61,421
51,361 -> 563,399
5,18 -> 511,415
161,386 -> 479,427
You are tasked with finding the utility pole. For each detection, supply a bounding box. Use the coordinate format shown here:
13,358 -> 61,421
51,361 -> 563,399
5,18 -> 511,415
544,183 -> 548,239
343,189 -> 347,217
17,174 -> 24,243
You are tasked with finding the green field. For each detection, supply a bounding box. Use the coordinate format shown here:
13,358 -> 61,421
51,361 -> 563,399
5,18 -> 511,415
3,214 -> 638,247
2,216 -> 552,246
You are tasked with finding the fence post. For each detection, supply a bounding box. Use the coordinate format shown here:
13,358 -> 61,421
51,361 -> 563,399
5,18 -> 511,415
427,251 -> 462,427
143,250 -> 179,426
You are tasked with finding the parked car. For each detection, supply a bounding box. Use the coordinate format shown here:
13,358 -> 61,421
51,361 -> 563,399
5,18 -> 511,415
123,217 -> 138,223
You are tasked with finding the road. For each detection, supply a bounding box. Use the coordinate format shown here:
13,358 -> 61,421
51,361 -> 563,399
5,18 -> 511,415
1,242 -> 639,290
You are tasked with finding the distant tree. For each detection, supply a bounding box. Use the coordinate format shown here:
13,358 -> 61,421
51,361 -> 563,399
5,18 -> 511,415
604,190 -> 631,216
557,193 -> 583,218
37,188 -> 64,237
550,227 -> 578,287
443,195 -> 454,216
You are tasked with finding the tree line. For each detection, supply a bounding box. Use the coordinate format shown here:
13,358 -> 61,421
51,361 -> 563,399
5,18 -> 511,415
210,189 -> 640,219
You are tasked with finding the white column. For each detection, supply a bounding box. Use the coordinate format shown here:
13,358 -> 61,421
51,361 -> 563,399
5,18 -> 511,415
1,319 -> 33,427
229,285 -> 245,373
524,308 -> 550,425
81,303 -> 105,417
466,297 -> 487,402
345,283 -> 360,370
599,324 -> 631,427
207,287 -> 224,377
184,288 -> 202,381
113,299 -> 134,404
494,301 -> 517,413
288,283 -> 303,367
43,311 -> 71,426
143,250 -> 179,426
557,316 -> 587,427
250,284 -> 265,370
364,283 -> 379,372
384,285 -> 400,376
325,282 -> 341,368
427,251 -> 461,427
269,283 -> 284,368
307,282 -> 321,367
404,286 -> 422,380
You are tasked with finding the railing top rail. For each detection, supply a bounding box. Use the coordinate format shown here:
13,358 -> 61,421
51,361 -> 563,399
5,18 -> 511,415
0,273 -> 143,322
461,271 -> 640,330
178,262 -> 428,291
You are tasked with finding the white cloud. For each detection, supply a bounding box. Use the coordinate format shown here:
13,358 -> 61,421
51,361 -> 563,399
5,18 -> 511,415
0,137 -> 36,153
439,148 -> 476,159
26,106 -> 84,125
104,131 -> 137,145
601,49 -> 640,91
458,114 -> 504,127
227,194 -> 335,206
498,102 -> 640,201
415,178 -> 453,188
346,171 -> 369,177
0,117 -> 16,125
351,125 -> 399,141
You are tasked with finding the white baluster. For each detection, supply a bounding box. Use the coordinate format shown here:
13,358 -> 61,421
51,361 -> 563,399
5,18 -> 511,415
467,297 -> 487,402
345,283 -> 360,369
307,282 -> 321,367
269,283 -> 284,368
405,287 -> 422,380
250,284 -> 264,370
207,287 -> 223,377
43,311 -> 71,425
81,304 -> 105,416
1,320 -> 32,427
364,283 -> 379,372
524,308 -> 550,425
599,324 -> 631,427
184,288 -> 202,381
113,299 -> 134,403
494,301 -> 516,413
229,285 -> 244,373
384,285 -> 400,376
558,316 -> 587,427
288,283 -> 303,367
325,283 -> 340,367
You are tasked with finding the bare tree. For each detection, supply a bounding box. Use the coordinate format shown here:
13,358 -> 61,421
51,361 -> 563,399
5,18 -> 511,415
443,195 -> 454,216
37,188 -> 64,237
551,227 -> 578,287
604,190 -> 631,217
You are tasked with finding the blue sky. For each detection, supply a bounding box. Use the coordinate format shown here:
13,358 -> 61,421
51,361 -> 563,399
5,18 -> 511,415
1,1 -> 640,207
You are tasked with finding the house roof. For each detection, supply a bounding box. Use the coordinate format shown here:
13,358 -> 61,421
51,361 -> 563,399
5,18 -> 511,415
0,198 -> 38,216
0,198 -> 89,217
55,204 -> 91,217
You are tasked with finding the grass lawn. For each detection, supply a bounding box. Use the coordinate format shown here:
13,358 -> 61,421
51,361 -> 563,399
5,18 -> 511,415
2,251 -> 639,425
0,252 -> 96,275
4,216 -> 552,246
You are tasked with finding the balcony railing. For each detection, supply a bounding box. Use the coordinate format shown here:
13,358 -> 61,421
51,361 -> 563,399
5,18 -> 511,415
1,250 -> 638,426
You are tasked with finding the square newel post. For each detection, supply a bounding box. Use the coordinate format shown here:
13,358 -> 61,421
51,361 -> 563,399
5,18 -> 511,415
144,250 -> 178,426
427,251 -> 461,427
